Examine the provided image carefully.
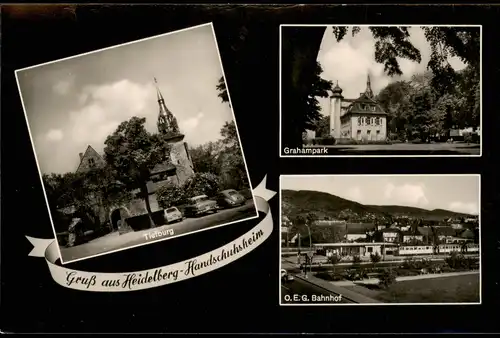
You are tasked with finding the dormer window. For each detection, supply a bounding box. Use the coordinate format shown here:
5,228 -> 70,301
371,106 -> 376,112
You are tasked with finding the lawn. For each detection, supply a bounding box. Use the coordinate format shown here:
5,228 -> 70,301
343,273 -> 480,303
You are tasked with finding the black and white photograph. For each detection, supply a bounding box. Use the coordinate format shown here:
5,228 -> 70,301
280,175 -> 480,305
15,22 -> 258,264
280,25 -> 481,157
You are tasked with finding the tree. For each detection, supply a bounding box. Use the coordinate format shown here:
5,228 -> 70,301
406,88 -> 436,141
182,172 -> 221,198
216,76 -> 229,106
217,121 -> 249,190
189,141 -> 222,174
327,253 -> 342,274
312,115 -> 330,138
103,116 -> 171,228
370,252 -> 382,269
375,81 -> 413,135
378,270 -> 397,289
333,26 -> 479,87
282,27 -> 333,148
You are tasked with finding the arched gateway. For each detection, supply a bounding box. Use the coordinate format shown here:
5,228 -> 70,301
108,207 -> 132,233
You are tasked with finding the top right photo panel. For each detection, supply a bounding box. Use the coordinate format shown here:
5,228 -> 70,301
280,25 -> 481,157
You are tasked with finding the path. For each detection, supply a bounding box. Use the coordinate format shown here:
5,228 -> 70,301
330,270 -> 479,286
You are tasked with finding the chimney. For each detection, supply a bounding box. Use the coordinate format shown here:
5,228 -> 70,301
79,153 -> 83,161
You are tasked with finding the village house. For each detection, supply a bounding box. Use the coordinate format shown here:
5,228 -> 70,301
401,232 -> 424,244
379,228 -> 400,243
345,228 -> 368,242
437,227 -> 459,244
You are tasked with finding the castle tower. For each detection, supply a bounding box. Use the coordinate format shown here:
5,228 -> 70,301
154,78 -> 194,185
329,81 -> 343,139
365,73 -> 374,99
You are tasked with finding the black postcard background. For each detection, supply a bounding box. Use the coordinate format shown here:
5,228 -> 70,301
1,4 -> 499,334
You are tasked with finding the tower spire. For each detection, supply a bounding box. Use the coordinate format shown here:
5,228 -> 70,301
365,73 -> 374,99
154,77 -> 180,137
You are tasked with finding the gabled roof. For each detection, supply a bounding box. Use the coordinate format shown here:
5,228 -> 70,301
380,228 -> 400,233
76,145 -> 105,173
436,227 -> 458,237
342,93 -> 387,116
346,227 -> 368,235
150,162 -> 176,175
459,229 -> 475,239
417,226 -> 432,236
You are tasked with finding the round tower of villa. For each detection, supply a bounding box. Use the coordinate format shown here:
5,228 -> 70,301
330,81 -> 343,139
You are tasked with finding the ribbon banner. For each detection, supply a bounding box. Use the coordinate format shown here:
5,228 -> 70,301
26,176 -> 275,292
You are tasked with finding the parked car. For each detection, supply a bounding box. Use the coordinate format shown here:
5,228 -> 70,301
164,206 -> 183,224
281,269 -> 294,282
184,195 -> 218,217
216,189 -> 246,209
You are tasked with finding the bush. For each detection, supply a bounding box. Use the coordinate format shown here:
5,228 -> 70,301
156,183 -> 187,209
352,255 -> 362,264
312,136 -> 335,146
370,252 -> 382,264
378,270 -> 397,289
315,272 -> 344,281
445,251 -> 478,270
463,132 -> 480,144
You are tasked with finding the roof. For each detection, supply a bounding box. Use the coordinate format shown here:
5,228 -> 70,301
417,226 -> 432,236
460,229 -> 475,239
150,162 -> 176,175
401,232 -> 423,237
346,227 -> 369,235
436,227 -> 458,237
342,93 -> 387,116
76,145 -> 105,173
380,228 -> 400,233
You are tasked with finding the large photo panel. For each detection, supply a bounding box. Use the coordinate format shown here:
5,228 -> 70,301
15,22 -> 259,264
279,174 -> 481,305
280,25 -> 482,158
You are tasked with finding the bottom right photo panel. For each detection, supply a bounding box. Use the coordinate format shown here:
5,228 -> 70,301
280,174 -> 481,305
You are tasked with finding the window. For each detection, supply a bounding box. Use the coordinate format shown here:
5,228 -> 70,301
88,158 -> 95,167
375,117 -> 379,125
360,104 -> 366,110
357,130 -> 361,135
367,247 -> 373,253
357,117 -> 362,126
371,106 -> 376,112
377,130 -> 380,134
367,130 -> 371,135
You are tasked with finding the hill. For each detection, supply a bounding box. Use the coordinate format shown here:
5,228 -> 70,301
367,205 -> 474,220
282,189 -> 474,221
281,189 -> 388,219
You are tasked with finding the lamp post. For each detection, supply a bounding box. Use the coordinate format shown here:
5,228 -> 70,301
305,222 -> 312,276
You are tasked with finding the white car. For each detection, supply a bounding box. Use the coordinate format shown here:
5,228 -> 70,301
281,268 -> 294,282
164,207 -> 183,224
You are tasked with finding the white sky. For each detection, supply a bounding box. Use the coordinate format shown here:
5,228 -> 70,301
281,175 -> 480,215
317,26 -> 467,115
17,23 -> 233,175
